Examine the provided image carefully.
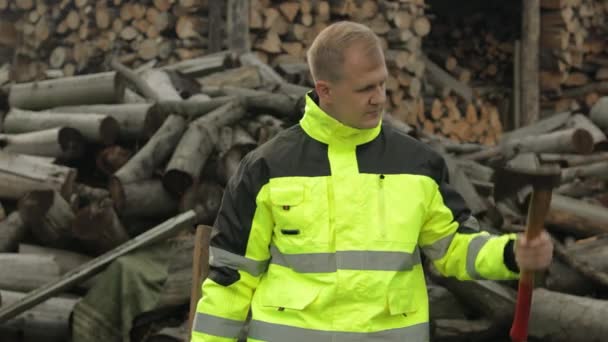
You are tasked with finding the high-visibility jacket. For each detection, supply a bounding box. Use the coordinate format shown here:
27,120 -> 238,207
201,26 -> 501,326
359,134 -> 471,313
192,92 -> 519,342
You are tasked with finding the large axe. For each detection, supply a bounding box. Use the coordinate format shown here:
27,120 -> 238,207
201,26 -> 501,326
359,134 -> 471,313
493,153 -> 560,342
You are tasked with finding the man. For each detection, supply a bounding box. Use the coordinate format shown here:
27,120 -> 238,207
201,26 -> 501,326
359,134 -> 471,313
191,21 -> 553,342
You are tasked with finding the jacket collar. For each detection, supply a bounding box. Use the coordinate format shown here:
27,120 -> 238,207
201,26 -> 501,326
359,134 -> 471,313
299,91 -> 382,146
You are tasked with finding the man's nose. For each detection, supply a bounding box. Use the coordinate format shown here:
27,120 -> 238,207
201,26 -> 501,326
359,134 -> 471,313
369,86 -> 386,105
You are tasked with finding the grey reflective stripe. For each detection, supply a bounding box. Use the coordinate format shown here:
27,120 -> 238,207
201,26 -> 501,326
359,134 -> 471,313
466,234 -> 492,279
192,312 -> 244,338
248,319 -> 429,342
209,246 -> 269,276
421,234 -> 454,261
270,245 -> 421,273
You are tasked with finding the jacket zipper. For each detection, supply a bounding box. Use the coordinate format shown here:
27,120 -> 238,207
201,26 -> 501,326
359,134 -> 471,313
379,174 -> 386,240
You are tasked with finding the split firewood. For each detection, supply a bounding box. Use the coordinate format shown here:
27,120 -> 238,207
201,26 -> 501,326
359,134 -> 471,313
4,109 -> 120,145
0,152 -> 77,201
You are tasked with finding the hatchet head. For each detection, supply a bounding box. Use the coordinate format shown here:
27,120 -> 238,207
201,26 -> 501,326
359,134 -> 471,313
492,153 -> 561,202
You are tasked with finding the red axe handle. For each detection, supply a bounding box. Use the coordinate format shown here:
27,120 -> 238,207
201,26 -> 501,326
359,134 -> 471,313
510,189 -> 552,342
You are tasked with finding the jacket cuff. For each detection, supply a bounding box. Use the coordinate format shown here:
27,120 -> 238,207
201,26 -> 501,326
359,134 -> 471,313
503,239 -> 519,273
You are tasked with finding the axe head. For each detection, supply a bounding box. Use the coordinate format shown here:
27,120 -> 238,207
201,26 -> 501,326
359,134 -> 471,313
492,153 -> 561,202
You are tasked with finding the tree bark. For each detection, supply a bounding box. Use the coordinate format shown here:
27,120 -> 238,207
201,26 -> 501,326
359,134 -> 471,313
110,114 -> 186,202
160,51 -> 233,77
0,211 -> 196,323
0,127 -> 85,160
0,212 -> 26,253
529,289 -> 608,342
0,290 -> 78,342
432,319 -> 495,342
227,0 -> 250,53
521,0 -> 540,126
509,127 -> 592,156
4,109 -> 120,145
590,97 -> 608,130
143,96 -> 234,137
72,198 -> 130,255
500,111 -> 571,143
179,181 -> 224,225
546,193 -> 608,237
0,254 -> 61,292
50,103 -> 153,141
18,243 -> 92,275
112,179 -> 178,219
0,152 -> 77,201
560,161 -> 608,183
163,101 -> 246,197
8,71 -> 126,110
18,190 -> 75,249
540,151 -> 608,167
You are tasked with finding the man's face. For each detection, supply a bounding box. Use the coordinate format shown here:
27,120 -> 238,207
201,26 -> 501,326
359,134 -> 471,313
316,44 -> 388,129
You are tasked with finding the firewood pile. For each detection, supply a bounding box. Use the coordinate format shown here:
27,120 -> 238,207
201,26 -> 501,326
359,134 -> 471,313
540,0 -> 608,113
0,45 -> 607,341
1,0 -> 219,82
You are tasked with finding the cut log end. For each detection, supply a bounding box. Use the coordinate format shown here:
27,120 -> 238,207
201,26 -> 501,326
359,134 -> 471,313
18,190 -> 55,219
573,129 -> 595,155
57,127 -> 86,159
163,169 -> 194,198
100,117 -> 121,145
108,176 -> 126,214
143,106 -> 167,138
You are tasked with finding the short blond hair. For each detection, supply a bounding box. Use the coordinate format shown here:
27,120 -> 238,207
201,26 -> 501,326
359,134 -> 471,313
307,21 -> 383,83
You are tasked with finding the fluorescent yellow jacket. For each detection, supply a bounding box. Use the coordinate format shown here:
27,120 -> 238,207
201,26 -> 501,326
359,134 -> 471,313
192,92 -> 519,342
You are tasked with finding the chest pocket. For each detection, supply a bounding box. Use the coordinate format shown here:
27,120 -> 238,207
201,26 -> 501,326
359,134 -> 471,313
269,180 -> 329,251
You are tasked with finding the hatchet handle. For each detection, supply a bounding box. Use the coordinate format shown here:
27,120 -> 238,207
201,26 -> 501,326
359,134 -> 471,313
510,188 -> 553,342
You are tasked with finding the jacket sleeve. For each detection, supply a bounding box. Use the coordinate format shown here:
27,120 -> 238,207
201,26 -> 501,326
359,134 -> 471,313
191,153 -> 273,342
418,155 -> 519,281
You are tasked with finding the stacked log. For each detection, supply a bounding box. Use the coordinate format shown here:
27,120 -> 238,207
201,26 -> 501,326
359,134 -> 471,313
418,5 -> 514,145
2,0 -> 218,82
1,0 -> 434,142
540,0 -> 608,112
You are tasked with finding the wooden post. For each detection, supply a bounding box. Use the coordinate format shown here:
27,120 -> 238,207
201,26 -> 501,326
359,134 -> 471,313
227,0 -> 250,53
208,1 -> 223,53
188,225 -> 212,334
513,40 -> 521,129
521,0 -> 540,126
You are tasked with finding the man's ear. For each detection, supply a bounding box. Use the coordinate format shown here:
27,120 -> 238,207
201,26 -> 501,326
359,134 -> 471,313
315,80 -> 331,103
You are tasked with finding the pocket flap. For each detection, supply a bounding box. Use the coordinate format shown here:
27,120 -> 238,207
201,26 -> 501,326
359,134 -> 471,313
387,287 -> 418,315
269,184 -> 305,206
262,285 -> 320,310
